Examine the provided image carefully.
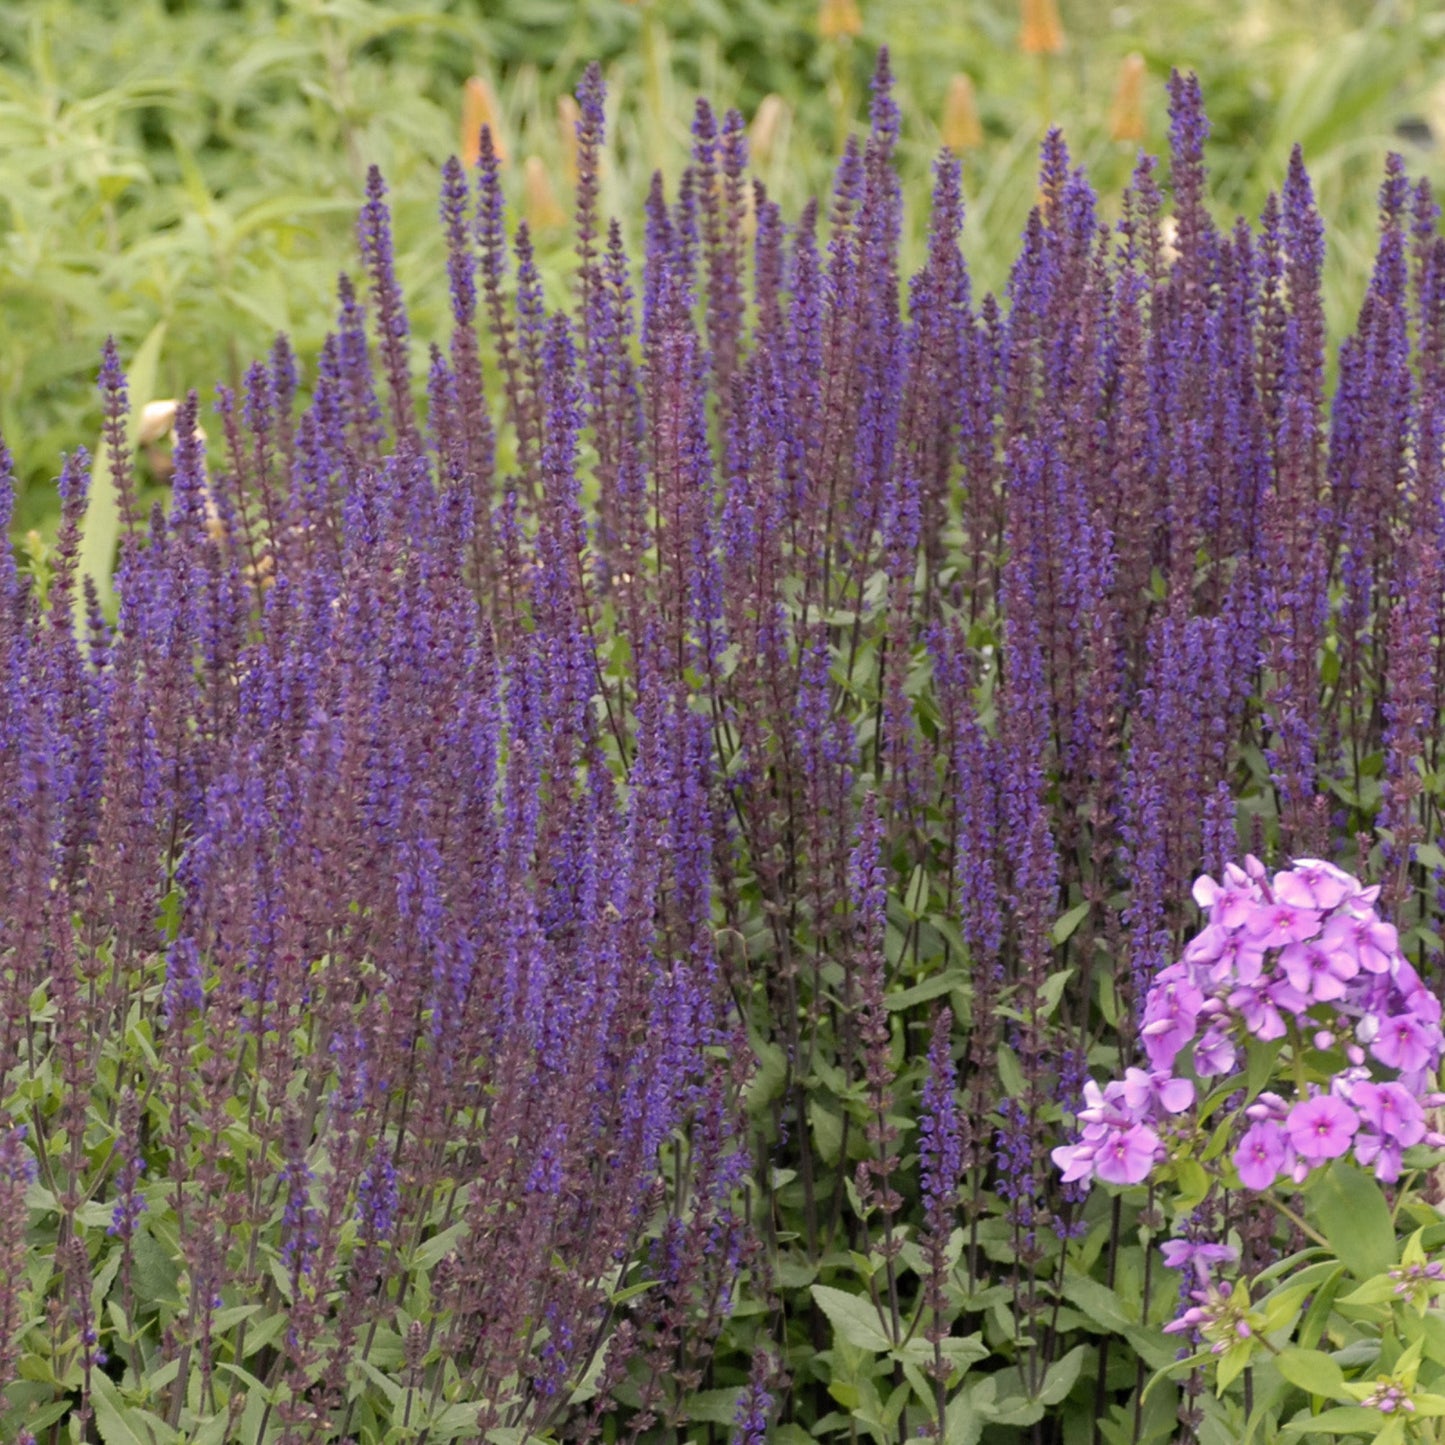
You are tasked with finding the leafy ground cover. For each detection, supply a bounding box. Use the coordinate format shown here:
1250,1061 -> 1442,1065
3,0 -> 1445,530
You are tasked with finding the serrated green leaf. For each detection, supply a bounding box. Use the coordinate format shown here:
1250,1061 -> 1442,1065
90,1373 -> 180,1445
811,1283 -> 895,1353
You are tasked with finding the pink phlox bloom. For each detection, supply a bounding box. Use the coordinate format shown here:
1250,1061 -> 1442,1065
1184,924 -> 1228,968
1234,1120 -> 1288,1190
1227,982 -> 1286,1041
1351,1081 -> 1426,1147
1164,1296 -> 1211,1335
1215,931 -> 1266,986
1279,938 -> 1358,1003
1401,977 -> 1443,1029
1353,1132 -> 1404,1184
1192,866 -> 1258,928
1077,1078 -> 1135,1132
1322,911 -> 1397,975
1122,1067 -> 1195,1116
1160,1238 -> 1239,1281
1277,859 -> 1358,911
1092,1123 -> 1160,1185
1140,973 -> 1205,1069
1051,1139 -> 1098,1184
1186,925 -> 1266,987
1371,1013 -> 1435,1075
1192,1027 -> 1237,1078
1265,975 -> 1312,1018
1286,1094 -> 1359,1166
1244,1090 -> 1289,1122
1244,900 -> 1321,948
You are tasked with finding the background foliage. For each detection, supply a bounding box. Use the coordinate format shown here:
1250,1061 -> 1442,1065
4,0 -> 1445,529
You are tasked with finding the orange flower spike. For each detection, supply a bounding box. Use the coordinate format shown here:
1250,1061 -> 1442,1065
523,156 -> 568,232
1109,52 -> 1147,144
940,73 -> 983,152
818,0 -> 863,41
1019,0 -> 1064,55
462,76 -> 506,169
557,94 -> 582,186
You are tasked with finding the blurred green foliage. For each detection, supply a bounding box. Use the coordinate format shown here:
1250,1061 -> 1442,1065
3,0 -> 1445,529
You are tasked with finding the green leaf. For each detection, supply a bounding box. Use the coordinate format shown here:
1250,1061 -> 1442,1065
1335,1276 -> 1398,1307
90,1374 -> 180,1445
1275,1347 -> 1347,1400
903,865 -> 929,918
1051,902 -> 1090,947
996,1043 -> 1026,1101
1245,1036 -> 1284,1097
811,1283 -> 895,1353
609,1278 -> 661,1306
681,1386 -> 744,1425
1307,1160 -> 1397,1281
1037,1344 -> 1087,1405
1060,1274 -> 1132,1332
1281,1403 -> 1401,1434
1297,1266 -> 1346,1349
885,969 -> 966,1012
1215,1339 -> 1254,1392
943,1399 -> 985,1445
1038,968 -> 1073,1018
809,1098 -> 845,1164
747,1037 -> 787,1114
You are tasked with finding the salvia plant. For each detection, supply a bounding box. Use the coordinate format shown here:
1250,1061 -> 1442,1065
5,42 -> 1445,1445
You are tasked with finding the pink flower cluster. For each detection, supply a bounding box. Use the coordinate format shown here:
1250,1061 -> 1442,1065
1054,858 -> 1445,1191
